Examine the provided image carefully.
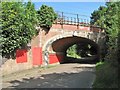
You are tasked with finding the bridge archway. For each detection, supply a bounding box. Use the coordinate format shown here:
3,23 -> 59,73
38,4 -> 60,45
43,33 -> 100,65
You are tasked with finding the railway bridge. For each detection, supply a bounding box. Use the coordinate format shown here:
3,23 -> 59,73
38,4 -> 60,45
30,11 -> 106,65
1,11 -> 106,76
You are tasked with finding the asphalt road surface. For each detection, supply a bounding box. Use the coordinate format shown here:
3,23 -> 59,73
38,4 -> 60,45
2,63 -> 96,88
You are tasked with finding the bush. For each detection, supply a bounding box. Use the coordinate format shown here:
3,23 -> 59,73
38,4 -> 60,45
1,1 -> 38,58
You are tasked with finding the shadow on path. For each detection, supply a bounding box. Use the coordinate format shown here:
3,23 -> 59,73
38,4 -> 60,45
61,56 -> 98,64
4,69 -> 95,89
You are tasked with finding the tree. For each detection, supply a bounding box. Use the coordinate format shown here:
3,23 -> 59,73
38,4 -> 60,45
91,2 -> 120,88
90,2 -> 120,62
90,6 -> 107,28
105,2 -> 120,64
1,1 -> 38,58
76,43 -> 90,57
67,45 -> 77,57
37,5 -> 57,29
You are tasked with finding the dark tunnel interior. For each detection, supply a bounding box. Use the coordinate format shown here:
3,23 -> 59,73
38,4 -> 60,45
51,36 -> 100,63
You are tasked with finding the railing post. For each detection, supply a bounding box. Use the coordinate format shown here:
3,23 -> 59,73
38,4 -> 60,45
71,17 -> 72,24
77,14 -> 79,29
84,19 -> 86,26
61,12 -> 63,29
74,18 -> 76,25
56,12 -> 58,24
67,17 -> 69,24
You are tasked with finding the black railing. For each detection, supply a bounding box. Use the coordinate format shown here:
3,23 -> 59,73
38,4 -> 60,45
55,11 -> 90,27
54,11 -> 101,29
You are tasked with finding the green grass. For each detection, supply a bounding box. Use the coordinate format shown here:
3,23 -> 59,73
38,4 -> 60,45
67,53 -> 81,58
93,61 -> 118,89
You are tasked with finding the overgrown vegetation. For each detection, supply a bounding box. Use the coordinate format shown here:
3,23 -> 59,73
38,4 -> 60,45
1,2 -> 57,58
91,2 -> 120,88
66,43 -> 97,59
67,45 -> 81,58
93,61 -> 118,88
1,1 -> 38,58
37,5 -> 57,29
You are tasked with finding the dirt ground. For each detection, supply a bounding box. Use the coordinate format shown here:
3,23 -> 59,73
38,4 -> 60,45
2,63 -> 96,88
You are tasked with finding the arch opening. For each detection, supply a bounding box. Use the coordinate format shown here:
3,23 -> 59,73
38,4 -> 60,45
65,42 -> 99,63
43,35 -> 100,64
48,36 -> 100,64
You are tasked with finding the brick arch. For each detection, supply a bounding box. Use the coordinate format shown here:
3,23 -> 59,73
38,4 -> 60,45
42,32 -> 100,65
52,36 -> 99,53
42,30 -> 90,51
51,36 -> 100,63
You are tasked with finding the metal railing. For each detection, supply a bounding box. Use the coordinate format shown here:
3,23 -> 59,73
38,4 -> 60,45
54,11 -> 90,27
54,11 -> 101,29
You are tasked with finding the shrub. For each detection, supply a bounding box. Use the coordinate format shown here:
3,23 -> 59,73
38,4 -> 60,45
1,1 -> 38,58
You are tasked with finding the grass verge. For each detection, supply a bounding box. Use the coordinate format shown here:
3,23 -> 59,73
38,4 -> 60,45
93,61 -> 118,89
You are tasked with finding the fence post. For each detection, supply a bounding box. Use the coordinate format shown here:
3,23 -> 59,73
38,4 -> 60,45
71,17 -> 72,24
61,12 -> 63,29
77,14 -> 79,29
67,17 -> 69,24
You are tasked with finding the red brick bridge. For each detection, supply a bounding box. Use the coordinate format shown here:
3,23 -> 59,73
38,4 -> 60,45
16,11 -> 106,66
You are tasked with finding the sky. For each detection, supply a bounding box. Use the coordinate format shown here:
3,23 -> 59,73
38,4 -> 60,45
33,2 -> 106,18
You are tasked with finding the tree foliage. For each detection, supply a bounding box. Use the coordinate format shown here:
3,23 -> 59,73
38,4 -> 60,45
66,44 -> 81,58
66,43 -> 97,58
76,43 -> 95,57
91,2 -> 120,63
91,2 -> 120,88
91,6 -> 107,28
37,5 -> 57,29
104,2 -> 119,64
67,45 -> 77,56
1,1 -> 38,58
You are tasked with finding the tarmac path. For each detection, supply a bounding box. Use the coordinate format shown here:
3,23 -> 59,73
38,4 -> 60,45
2,63 -> 96,89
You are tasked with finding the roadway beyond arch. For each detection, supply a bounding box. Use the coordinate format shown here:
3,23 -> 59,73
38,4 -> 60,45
43,33 -> 100,65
